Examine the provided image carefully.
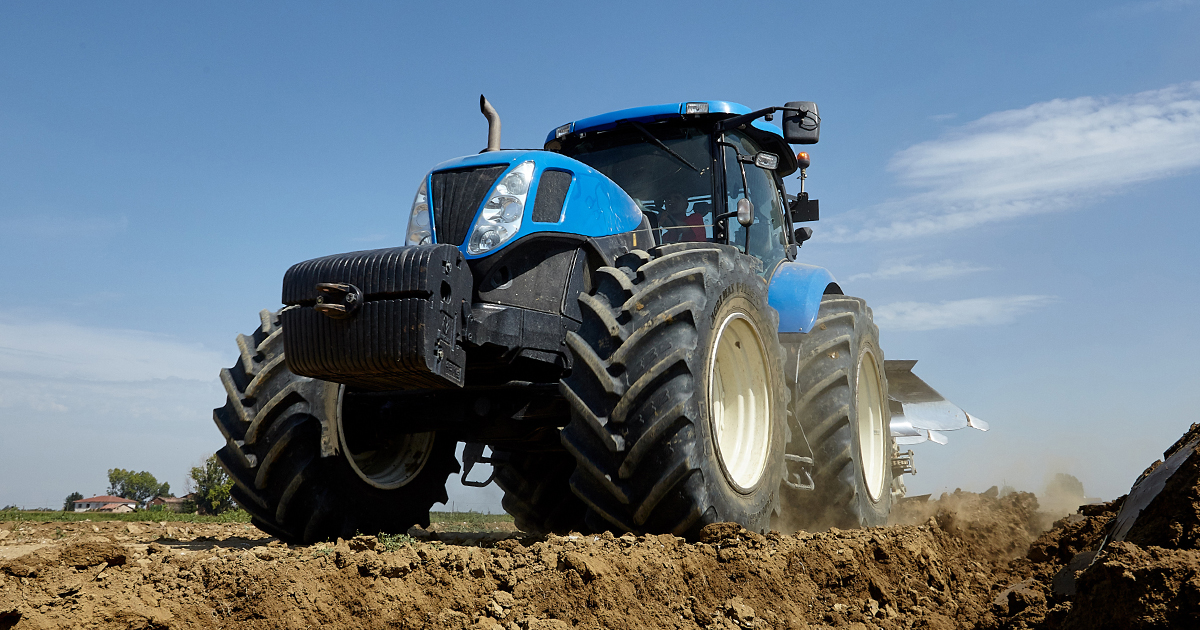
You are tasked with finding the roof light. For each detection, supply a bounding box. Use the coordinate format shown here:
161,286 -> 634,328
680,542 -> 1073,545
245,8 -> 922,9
795,152 -> 811,169
684,102 -> 709,115
555,123 -> 572,139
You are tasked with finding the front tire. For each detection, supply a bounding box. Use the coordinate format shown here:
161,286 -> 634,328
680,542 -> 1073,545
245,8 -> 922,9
783,295 -> 894,530
560,244 -> 789,537
212,310 -> 460,544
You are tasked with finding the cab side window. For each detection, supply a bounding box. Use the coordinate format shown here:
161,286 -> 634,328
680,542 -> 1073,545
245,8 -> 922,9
722,132 -> 789,269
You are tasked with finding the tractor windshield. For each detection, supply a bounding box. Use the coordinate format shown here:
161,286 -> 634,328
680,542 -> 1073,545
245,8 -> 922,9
558,122 -> 715,245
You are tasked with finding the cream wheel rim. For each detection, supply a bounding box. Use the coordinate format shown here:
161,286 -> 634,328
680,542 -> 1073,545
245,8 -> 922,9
856,350 -> 887,503
708,312 -> 772,491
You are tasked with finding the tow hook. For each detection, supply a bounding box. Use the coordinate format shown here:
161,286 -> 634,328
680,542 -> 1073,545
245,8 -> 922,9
314,282 -> 363,319
461,442 -> 497,487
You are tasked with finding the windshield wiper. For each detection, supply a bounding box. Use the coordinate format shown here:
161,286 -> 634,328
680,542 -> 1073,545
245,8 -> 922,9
624,121 -> 700,173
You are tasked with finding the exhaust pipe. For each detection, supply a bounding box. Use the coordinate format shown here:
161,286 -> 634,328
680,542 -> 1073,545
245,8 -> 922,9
480,95 -> 501,152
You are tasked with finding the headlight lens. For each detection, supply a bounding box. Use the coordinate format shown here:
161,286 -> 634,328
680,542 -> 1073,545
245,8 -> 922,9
467,161 -> 535,254
405,177 -> 432,246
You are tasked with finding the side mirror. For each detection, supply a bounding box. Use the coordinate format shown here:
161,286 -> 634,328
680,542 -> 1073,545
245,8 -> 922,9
754,152 -> 779,170
783,101 -> 820,145
789,194 -> 819,222
736,198 -> 755,227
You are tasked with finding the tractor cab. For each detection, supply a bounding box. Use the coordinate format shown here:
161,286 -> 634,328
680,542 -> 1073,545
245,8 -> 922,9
546,101 -> 819,275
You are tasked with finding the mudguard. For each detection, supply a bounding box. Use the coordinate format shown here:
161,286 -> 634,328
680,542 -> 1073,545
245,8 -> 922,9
767,262 -> 837,334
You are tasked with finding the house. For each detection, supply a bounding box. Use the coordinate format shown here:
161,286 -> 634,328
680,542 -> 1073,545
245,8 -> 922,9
73,495 -> 137,512
94,503 -> 135,513
147,495 -> 193,512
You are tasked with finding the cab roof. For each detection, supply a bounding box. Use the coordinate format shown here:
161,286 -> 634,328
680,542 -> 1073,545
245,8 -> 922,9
545,101 -> 785,144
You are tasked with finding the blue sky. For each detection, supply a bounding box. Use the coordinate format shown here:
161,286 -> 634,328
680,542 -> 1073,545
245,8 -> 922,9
1,1 -> 1197,512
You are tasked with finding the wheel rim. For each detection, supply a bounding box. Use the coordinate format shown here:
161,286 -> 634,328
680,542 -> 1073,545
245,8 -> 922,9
856,349 -> 887,503
708,312 -> 772,491
338,388 -> 436,490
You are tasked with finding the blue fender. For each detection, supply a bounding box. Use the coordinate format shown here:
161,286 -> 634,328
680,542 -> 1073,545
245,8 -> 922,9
767,262 -> 838,334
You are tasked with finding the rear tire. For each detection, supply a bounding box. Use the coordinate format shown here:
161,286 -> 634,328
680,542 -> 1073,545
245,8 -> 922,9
213,310 -> 459,544
782,295 -> 893,530
492,447 -> 587,534
560,244 -> 789,537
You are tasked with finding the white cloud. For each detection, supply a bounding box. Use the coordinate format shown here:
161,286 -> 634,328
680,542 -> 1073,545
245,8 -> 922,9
830,81 -> 1200,241
849,258 -> 990,282
0,314 -> 226,382
873,295 -> 1055,331
0,314 -> 232,508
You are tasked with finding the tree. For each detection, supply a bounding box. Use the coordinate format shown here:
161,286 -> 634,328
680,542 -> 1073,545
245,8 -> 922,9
189,455 -> 234,515
107,469 -> 170,507
63,492 -> 83,512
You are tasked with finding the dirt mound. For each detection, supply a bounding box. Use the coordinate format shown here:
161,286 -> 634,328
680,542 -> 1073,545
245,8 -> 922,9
0,507 -> 1030,630
1123,423 -> 1200,549
6,420 -> 1200,630
892,488 -> 1044,561
1064,541 -> 1200,629
973,423 -> 1200,630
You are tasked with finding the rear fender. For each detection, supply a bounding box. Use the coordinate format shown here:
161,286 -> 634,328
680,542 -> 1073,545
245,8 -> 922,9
767,262 -> 838,334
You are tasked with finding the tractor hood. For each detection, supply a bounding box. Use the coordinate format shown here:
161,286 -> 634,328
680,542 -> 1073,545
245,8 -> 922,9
421,150 -> 644,260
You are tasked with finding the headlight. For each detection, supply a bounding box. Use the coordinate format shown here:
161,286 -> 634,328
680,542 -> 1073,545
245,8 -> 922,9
467,161 -> 534,255
405,177 -> 432,246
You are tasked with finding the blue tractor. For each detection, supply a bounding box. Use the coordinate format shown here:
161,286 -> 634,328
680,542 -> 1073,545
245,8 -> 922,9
213,97 -> 986,543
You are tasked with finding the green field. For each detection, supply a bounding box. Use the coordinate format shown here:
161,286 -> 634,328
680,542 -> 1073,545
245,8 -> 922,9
0,509 -> 513,525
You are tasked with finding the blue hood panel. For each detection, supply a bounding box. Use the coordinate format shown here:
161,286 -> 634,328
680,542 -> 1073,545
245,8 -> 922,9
427,150 -> 644,259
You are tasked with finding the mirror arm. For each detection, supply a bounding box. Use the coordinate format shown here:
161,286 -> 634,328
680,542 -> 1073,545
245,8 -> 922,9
716,106 -> 781,132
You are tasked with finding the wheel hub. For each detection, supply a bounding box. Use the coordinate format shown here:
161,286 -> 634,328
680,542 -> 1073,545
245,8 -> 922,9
338,388 -> 437,490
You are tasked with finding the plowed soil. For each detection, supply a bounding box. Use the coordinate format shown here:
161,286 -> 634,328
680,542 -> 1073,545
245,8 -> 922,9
3,426 -> 1199,629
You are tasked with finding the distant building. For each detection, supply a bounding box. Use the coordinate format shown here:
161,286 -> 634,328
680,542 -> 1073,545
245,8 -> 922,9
147,495 -> 192,512
94,503 -> 135,513
73,495 -> 137,512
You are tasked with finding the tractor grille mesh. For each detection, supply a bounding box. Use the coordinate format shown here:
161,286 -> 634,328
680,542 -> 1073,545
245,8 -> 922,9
431,165 -> 507,246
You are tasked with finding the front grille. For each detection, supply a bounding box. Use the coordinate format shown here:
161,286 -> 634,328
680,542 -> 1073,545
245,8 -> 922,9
431,165 -> 507,246
532,170 -> 572,223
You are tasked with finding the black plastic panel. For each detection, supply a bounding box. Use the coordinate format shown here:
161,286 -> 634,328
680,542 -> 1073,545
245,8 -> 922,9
532,169 -> 572,223
431,165 -> 506,246
475,241 -> 578,314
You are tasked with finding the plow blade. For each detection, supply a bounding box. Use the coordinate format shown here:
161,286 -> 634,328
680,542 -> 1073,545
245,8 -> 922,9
885,360 -> 988,446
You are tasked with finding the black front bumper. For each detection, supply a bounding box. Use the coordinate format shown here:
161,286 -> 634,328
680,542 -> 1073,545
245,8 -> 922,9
280,244 -> 472,390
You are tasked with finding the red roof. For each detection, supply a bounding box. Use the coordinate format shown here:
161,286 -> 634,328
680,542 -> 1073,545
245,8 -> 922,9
75,495 -> 137,504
